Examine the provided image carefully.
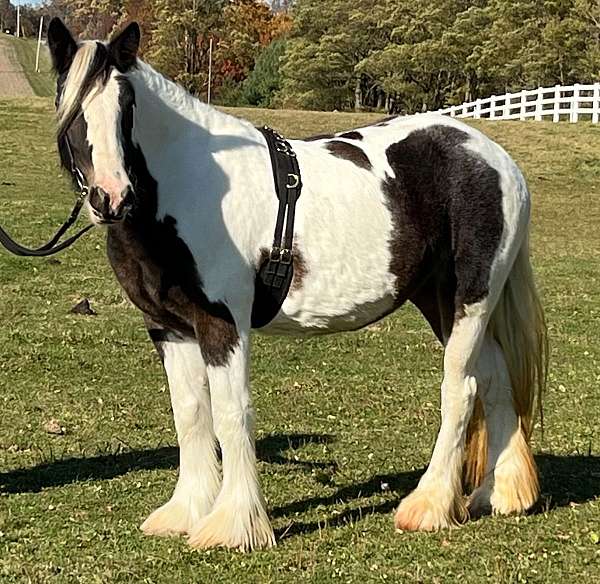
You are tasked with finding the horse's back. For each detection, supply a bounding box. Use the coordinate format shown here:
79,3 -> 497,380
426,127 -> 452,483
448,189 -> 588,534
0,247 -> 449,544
261,114 -> 528,335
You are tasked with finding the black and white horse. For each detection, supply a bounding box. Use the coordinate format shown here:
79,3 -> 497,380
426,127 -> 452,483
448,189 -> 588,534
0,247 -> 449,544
47,19 -> 547,551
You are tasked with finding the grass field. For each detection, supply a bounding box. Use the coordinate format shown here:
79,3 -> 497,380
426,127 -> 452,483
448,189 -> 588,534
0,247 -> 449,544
3,35 -> 54,97
0,98 -> 599,583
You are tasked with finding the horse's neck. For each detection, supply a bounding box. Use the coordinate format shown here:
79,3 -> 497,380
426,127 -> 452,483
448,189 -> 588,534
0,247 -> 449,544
129,62 -> 255,168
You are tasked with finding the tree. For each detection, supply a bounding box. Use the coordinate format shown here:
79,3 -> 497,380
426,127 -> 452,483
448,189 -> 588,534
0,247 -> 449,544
240,37 -> 287,107
278,0 -> 392,111
145,0 -> 225,96
0,0 -> 15,33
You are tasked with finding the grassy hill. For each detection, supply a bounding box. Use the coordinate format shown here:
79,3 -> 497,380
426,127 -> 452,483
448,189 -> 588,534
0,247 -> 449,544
4,35 -> 55,97
0,100 -> 599,583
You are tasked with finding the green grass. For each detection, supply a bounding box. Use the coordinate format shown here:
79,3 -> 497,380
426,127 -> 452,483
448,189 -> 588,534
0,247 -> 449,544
5,36 -> 55,97
0,99 -> 599,583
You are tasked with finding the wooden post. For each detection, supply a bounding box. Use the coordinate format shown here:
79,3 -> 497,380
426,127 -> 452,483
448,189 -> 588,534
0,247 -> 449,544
16,3 -> 20,38
534,88 -> 543,121
490,96 -> 496,119
35,16 -> 44,73
474,98 -> 482,119
519,90 -> 527,121
570,83 -> 580,123
593,83 -> 600,124
502,92 -> 511,118
207,37 -> 213,104
553,85 -> 561,122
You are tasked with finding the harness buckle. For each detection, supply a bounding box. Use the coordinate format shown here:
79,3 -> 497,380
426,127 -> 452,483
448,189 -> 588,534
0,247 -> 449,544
279,248 -> 292,264
269,246 -> 281,261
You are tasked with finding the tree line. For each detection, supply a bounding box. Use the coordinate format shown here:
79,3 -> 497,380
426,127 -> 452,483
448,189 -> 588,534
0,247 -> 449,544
3,0 -> 599,113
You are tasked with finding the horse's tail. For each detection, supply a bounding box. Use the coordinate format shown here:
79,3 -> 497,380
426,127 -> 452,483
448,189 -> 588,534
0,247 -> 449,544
464,233 -> 548,489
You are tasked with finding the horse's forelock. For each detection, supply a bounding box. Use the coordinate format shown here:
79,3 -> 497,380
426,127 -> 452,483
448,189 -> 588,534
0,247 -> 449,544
57,41 -> 111,138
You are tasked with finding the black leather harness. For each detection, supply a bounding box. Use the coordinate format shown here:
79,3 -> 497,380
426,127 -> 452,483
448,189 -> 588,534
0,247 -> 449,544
251,126 -> 303,328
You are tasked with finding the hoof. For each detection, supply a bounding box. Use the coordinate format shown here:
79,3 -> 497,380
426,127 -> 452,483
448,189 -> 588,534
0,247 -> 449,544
395,489 -> 467,532
468,485 -> 492,518
489,430 -> 539,515
141,495 -> 212,537
188,502 -> 275,552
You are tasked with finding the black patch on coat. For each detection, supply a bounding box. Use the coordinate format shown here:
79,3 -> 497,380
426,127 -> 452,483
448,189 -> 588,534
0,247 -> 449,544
145,320 -> 187,363
55,67 -> 239,368
374,115 -> 398,127
57,112 -> 94,191
106,141 -> 239,367
325,140 -> 372,170
303,133 -> 334,142
382,125 -> 504,324
338,131 -> 363,140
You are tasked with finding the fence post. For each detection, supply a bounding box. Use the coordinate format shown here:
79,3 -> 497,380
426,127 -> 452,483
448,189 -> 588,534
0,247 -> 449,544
474,99 -> 482,119
519,90 -> 527,120
553,85 -> 561,122
450,105 -> 456,118
570,83 -> 579,123
490,96 -> 496,119
593,83 -> 600,124
503,92 -> 511,119
534,88 -> 543,121
462,103 -> 467,117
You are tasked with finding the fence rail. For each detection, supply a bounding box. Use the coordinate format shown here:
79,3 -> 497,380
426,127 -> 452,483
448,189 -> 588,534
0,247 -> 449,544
436,83 -> 600,123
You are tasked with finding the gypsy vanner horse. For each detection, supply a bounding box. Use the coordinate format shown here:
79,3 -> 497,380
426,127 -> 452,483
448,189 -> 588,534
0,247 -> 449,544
45,19 -> 547,551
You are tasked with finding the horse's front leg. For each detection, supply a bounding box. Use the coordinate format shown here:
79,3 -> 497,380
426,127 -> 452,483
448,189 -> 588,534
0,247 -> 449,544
141,322 -> 221,536
188,320 -> 274,551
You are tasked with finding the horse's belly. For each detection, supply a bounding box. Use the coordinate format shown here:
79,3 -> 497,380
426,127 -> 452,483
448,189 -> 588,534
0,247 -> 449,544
258,263 -> 398,335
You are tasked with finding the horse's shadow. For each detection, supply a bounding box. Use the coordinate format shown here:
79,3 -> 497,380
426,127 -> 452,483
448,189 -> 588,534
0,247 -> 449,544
0,433 -> 334,494
1,434 -> 598,539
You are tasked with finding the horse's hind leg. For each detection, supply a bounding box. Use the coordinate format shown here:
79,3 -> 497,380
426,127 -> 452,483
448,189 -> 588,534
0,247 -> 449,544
468,335 -> 539,516
140,323 -> 221,536
395,297 -> 491,530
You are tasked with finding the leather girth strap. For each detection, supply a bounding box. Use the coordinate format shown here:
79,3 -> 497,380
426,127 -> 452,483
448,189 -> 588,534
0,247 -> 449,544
251,126 -> 303,328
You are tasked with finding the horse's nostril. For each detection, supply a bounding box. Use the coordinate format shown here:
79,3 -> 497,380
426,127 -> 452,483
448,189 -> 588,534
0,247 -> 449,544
122,186 -> 134,208
89,185 -> 133,223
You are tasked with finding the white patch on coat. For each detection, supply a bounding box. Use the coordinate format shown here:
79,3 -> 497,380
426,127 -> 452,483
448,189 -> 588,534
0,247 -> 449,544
140,336 -> 221,536
82,71 -> 131,207
188,333 -> 275,550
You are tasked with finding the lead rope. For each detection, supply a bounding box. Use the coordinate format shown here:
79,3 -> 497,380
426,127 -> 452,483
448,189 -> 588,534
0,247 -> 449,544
0,134 -> 93,257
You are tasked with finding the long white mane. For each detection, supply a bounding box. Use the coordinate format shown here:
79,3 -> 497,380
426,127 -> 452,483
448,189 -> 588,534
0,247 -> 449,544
57,41 -> 101,133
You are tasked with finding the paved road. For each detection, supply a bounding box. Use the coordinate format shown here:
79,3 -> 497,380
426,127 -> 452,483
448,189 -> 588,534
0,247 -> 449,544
0,36 -> 34,97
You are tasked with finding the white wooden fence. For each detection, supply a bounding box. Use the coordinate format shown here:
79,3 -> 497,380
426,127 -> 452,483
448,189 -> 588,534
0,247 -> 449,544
436,83 -> 600,123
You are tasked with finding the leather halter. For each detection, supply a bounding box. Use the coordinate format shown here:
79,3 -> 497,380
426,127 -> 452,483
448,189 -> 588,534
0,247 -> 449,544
251,126 -> 303,328
0,131 -> 93,257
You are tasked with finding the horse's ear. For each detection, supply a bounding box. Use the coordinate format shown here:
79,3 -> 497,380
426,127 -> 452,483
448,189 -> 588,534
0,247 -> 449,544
47,17 -> 77,75
108,22 -> 140,72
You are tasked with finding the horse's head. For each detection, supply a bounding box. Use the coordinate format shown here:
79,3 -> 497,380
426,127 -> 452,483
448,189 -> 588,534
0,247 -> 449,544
48,18 -> 140,225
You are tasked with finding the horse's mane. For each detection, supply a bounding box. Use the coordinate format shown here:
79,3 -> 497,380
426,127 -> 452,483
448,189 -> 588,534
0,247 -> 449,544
57,40 -> 256,139
57,41 -> 110,138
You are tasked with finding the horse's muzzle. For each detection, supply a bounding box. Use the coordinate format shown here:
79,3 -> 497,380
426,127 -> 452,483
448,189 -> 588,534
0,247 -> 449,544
88,186 -> 134,224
